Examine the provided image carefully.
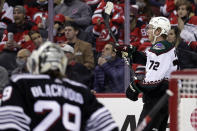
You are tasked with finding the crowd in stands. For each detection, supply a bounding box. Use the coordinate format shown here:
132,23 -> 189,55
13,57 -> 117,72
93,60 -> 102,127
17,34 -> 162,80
0,0 -> 197,93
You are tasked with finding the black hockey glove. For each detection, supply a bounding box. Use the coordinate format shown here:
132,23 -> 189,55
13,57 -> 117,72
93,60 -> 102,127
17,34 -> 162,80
126,82 -> 141,101
115,44 -> 136,59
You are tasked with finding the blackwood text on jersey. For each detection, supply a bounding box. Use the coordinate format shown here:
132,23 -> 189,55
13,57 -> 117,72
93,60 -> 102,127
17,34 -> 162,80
30,84 -> 84,104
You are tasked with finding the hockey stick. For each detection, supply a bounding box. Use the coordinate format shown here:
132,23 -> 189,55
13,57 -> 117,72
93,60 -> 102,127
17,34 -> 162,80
103,2 -> 137,79
103,2 -> 138,92
135,89 -> 174,131
103,1 -> 119,45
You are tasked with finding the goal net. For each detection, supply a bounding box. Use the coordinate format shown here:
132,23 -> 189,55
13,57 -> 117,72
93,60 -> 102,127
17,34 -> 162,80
169,70 -> 197,131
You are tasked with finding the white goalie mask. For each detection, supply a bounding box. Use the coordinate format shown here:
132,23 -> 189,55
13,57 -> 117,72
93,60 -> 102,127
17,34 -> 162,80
26,41 -> 68,76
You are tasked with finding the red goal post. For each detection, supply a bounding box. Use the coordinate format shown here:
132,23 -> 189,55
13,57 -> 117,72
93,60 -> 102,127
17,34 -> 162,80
169,69 -> 197,131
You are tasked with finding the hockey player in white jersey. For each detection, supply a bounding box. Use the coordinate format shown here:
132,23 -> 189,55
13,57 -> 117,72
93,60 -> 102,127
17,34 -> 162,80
0,41 -> 119,131
126,16 -> 178,131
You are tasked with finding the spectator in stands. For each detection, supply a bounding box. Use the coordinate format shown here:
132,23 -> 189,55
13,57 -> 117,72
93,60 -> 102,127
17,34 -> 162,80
167,26 -> 181,47
62,21 -> 94,70
53,13 -> 91,44
54,0 -> 92,30
93,42 -> 125,93
53,14 -> 67,44
170,0 -> 197,43
0,0 -> 14,40
61,44 -> 94,88
24,0 -> 48,29
24,0 -> 48,39
0,5 -> 37,52
12,48 -> 31,74
28,30 -> 44,49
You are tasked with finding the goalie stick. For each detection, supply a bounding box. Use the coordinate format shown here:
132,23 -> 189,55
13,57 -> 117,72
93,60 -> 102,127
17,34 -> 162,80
135,90 -> 174,131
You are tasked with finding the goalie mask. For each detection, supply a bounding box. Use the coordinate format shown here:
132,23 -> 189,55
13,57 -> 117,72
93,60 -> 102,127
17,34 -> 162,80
26,41 -> 68,76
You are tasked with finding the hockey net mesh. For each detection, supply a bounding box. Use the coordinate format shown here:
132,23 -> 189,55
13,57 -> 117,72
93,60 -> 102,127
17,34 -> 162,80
169,70 -> 197,131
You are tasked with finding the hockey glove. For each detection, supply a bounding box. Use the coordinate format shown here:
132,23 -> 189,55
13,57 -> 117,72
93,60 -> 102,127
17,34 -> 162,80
115,44 -> 136,58
126,82 -> 140,101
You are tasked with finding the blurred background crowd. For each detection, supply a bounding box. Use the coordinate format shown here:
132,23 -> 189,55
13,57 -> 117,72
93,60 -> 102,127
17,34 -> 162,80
0,0 -> 197,93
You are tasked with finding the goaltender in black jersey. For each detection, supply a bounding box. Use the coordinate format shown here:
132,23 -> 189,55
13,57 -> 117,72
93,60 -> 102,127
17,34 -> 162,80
0,42 -> 119,131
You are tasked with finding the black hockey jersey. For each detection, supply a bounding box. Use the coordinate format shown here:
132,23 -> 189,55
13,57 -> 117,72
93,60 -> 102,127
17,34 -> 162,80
0,74 -> 118,131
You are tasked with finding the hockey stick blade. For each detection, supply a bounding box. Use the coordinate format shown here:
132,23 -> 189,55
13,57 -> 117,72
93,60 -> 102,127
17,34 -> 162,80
135,90 -> 173,131
104,1 -> 114,15
103,2 -> 119,45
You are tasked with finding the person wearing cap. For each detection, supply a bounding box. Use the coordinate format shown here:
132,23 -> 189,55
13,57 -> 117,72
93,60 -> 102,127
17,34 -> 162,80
61,44 -> 94,89
53,14 -> 67,44
0,5 -> 38,52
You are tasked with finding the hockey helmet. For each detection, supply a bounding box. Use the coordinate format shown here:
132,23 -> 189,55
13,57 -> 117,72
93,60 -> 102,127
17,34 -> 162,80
148,16 -> 171,35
